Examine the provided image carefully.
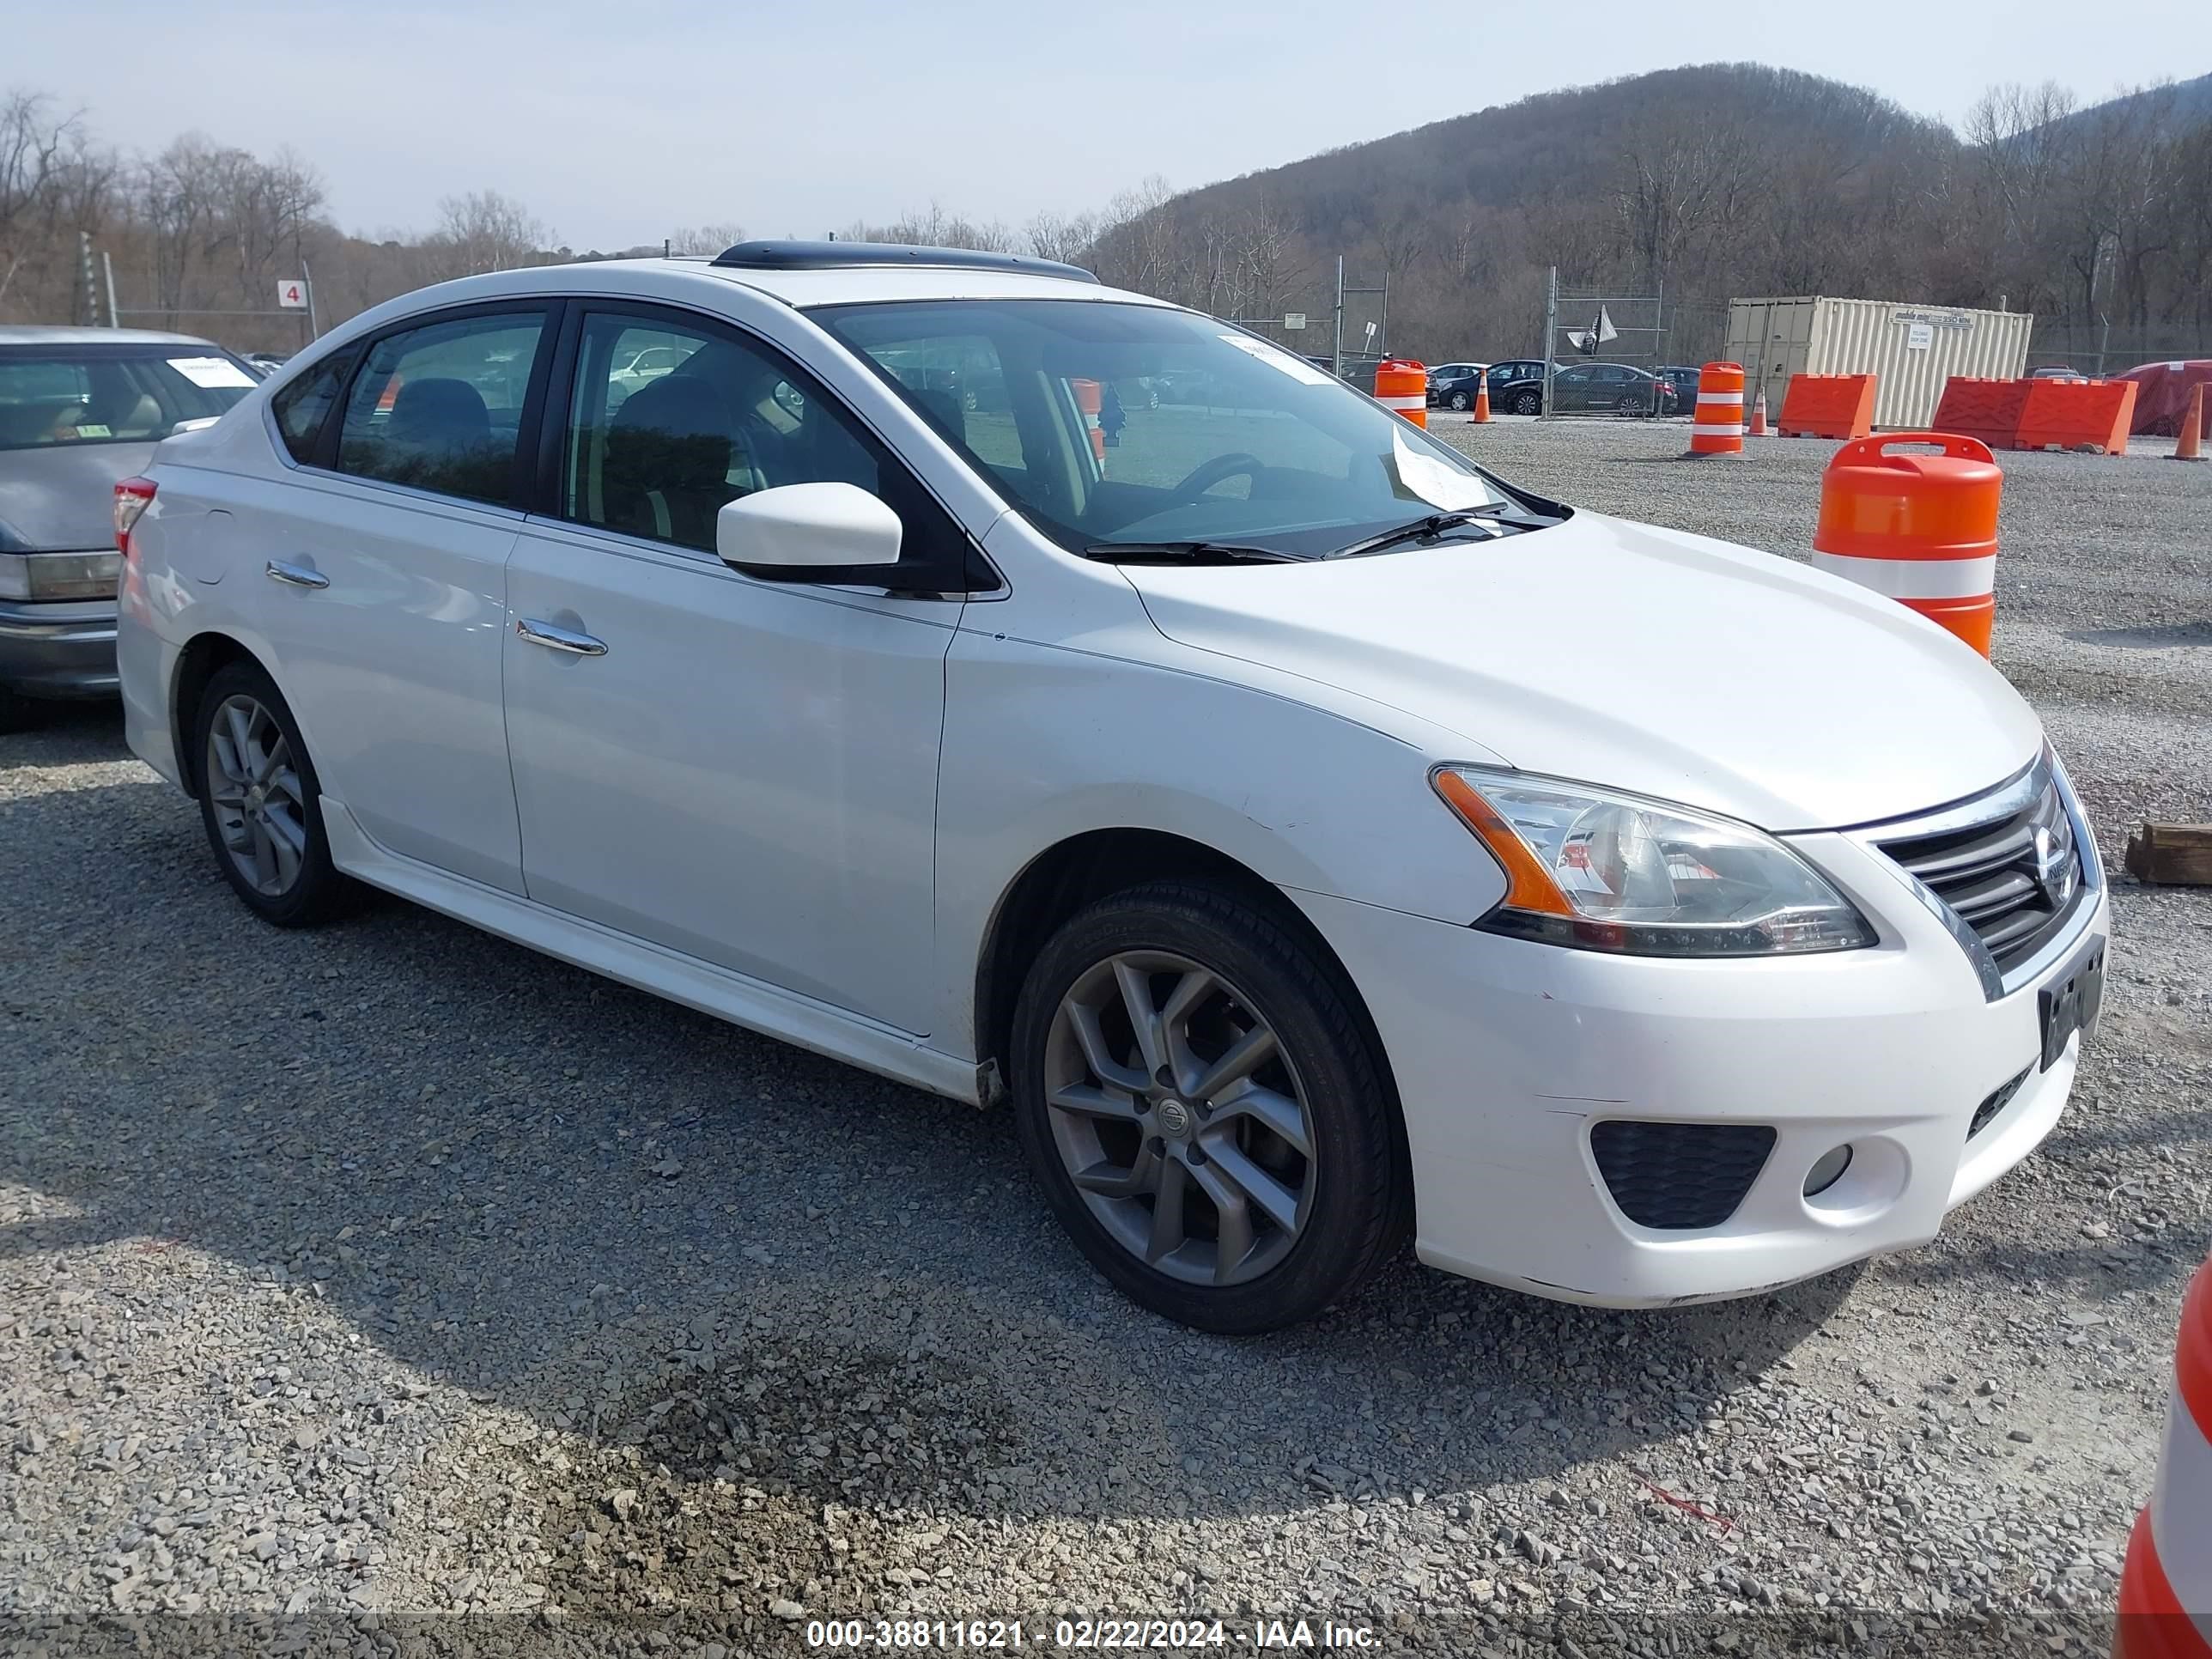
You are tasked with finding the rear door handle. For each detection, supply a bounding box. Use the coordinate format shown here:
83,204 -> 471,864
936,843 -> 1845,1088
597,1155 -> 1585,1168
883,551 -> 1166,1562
265,559 -> 328,590
514,617 -> 607,657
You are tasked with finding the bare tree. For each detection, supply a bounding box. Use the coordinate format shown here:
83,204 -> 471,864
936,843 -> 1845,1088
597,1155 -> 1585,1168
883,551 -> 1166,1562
667,222 -> 746,254
1025,210 -> 1101,265
0,92 -> 99,311
424,190 -> 551,279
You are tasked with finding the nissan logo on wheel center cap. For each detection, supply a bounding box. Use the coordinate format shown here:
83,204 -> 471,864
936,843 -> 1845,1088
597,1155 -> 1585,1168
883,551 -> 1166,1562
1156,1098 -> 1194,1138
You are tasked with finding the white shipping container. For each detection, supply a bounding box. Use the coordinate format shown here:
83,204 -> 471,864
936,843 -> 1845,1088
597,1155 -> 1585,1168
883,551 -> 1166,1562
1726,297 -> 2033,429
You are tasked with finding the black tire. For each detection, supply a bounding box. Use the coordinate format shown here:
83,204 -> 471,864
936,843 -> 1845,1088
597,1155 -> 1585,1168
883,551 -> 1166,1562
1449,391 -> 1470,411
191,659 -> 362,927
1010,878 -> 1409,1334
1512,389 -> 1541,416
1615,393 -> 1645,416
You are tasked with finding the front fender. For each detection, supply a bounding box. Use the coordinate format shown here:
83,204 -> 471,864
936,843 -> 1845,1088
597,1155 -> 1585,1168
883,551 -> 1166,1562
932,627 -> 1507,1054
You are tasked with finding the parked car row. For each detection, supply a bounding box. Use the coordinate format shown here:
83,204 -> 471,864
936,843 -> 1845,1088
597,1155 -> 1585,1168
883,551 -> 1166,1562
1424,358 -> 1681,416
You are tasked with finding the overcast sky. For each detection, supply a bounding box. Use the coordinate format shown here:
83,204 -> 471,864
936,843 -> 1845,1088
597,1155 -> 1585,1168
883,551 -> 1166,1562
12,0 -> 2210,250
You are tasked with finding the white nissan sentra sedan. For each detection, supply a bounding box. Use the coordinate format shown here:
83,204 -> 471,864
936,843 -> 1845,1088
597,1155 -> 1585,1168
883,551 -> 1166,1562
112,242 -> 2109,1332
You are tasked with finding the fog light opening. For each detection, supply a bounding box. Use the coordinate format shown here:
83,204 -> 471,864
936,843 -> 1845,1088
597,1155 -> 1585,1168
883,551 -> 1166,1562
1803,1145 -> 1854,1199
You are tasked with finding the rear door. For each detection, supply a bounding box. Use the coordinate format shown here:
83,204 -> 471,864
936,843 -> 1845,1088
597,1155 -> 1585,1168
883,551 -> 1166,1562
241,304 -> 552,893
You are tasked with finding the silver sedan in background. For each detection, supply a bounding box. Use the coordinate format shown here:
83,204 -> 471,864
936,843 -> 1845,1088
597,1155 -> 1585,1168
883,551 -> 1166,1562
0,326 -> 258,729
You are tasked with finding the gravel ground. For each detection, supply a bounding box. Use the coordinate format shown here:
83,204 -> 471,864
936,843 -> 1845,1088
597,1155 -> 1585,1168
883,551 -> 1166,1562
3,418 -> 2208,1656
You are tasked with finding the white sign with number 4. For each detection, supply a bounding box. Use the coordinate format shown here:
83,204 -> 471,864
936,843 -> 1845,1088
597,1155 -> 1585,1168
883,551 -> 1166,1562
276,280 -> 307,309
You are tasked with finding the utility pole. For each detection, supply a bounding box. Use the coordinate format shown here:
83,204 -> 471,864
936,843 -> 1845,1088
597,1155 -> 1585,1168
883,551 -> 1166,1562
77,231 -> 97,327
301,261 -> 320,342
101,250 -> 119,327
1332,255 -> 1345,380
1541,265 -> 1559,421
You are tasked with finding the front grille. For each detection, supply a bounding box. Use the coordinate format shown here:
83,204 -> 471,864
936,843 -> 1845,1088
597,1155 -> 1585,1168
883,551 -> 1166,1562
1877,767 -> 2086,977
1589,1121 -> 1776,1231
1969,1067 -> 2032,1139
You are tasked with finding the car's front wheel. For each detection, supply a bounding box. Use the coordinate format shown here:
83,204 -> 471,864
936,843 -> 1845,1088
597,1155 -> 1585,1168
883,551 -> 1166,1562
1512,389 -> 1541,415
1011,879 -> 1408,1333
1449,390 -> 1470,410
192,659 -> 361,927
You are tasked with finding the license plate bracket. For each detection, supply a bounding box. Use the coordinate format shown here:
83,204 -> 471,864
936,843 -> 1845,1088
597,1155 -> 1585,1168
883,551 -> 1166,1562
2039,938 -> 2105,1073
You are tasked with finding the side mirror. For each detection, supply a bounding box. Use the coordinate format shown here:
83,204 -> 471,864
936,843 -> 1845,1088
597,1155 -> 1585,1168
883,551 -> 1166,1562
715,482 -> 902,580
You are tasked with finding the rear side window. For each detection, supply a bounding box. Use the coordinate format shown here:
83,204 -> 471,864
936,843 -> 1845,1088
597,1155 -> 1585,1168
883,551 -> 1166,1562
334,312 -> 546,504
270,345 -> 361,465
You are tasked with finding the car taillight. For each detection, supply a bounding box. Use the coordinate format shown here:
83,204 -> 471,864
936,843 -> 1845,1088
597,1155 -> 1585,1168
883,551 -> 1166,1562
114,477 -> 156,560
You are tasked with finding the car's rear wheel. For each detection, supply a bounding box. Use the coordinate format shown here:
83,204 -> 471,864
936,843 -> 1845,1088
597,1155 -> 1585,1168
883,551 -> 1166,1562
1512,389 -> 1541,415
1011,879 -> 1407,1333
1615,392 -> 1646,416
193,659 -> 360,927
1449,391 -> 1470,410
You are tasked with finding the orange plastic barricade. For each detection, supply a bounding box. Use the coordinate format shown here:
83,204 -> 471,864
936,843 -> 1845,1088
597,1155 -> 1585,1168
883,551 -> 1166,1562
2113,1252 -> 2212,1659
1777,373 -> 1876,441
2014,376 -> 2137,454
1374,359 -> 1427,428
1811,433 -> 2001,657
1931,376 -> 2034,450
1069,378 -> 1107,470
1686,362 -> 1743,456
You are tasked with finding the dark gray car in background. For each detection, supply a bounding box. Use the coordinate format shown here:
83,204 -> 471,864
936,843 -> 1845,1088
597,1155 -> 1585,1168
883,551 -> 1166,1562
0,327 -> 258,729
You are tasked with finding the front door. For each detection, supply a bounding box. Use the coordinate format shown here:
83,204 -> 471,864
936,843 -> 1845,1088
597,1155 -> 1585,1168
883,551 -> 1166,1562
501,305 -> 961,1034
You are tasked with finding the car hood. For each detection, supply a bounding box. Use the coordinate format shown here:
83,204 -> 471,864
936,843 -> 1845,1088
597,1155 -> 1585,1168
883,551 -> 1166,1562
0,441 -> 158,552
1119,509 -> 2042,831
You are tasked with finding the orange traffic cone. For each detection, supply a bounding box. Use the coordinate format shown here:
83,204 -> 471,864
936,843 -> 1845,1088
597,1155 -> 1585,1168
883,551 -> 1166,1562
1748,388 -> 1771,437
1471,378 -> 1492,423
2172,380 -> 2206,462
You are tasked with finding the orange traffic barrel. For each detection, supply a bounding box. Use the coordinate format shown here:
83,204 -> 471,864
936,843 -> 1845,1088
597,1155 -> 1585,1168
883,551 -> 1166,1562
1374,359 -> 1427,428
1687,362 -> 1744,455
1811,433 -> 2000,657
1069,378 -> 1107,470
2114,1252 -> 2212,1657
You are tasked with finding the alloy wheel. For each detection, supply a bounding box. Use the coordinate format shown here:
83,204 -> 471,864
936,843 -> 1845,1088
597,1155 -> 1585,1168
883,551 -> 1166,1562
1042,950 -> 1317,1287
204,694 -> 309,897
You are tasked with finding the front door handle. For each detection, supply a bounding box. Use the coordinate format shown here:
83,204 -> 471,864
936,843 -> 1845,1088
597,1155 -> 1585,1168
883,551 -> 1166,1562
514,617 -> 607,657
265,559 -> 329,590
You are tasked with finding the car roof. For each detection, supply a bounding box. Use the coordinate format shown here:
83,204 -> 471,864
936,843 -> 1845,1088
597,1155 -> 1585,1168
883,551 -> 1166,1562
298,258 -> 1175,355
0,325 -> 222,348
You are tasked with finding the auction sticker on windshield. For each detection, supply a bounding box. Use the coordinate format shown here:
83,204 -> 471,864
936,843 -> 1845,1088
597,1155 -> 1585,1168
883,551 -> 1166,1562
168,356 -> 257,389
1389,427 -> 1492,511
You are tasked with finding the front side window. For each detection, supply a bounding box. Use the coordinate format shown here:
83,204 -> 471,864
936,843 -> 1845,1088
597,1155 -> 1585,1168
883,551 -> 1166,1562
559,307 -> 972,582
813,299 -> 1519,562
335,312 -> 546,504
0,349 -> 256,451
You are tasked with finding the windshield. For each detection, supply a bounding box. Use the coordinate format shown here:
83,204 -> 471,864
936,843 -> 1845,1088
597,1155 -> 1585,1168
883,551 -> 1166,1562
810,298 -> 1516,561
0,348 -> 257,452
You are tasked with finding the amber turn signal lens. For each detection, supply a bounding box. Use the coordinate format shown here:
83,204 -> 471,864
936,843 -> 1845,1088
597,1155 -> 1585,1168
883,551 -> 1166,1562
1430,769 -> 1576,917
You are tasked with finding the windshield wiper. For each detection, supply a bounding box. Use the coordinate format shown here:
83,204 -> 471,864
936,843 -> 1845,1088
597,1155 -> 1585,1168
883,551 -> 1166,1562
1084,541 -> 1296,566
1326,509 -> 1508,560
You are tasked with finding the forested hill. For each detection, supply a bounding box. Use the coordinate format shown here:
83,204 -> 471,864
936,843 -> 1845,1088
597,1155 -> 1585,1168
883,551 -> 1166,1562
1080,63 -> 2212,363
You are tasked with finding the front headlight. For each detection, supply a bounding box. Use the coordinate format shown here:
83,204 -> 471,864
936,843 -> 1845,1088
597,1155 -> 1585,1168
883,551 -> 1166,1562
1431,765 -> 1876,957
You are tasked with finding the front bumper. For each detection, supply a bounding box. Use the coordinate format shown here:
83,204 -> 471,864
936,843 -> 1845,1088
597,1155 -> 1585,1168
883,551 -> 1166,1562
1291,821 -> 2110,1309
0,597 -> 119,698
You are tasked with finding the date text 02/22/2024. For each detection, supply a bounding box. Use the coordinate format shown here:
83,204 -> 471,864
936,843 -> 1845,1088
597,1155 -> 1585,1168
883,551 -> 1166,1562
801,1618 -> 1380,1649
